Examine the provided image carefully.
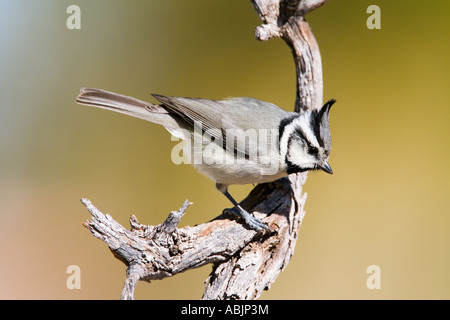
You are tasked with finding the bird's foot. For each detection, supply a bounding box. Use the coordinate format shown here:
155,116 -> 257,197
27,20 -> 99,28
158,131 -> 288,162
228,206 -> 270,233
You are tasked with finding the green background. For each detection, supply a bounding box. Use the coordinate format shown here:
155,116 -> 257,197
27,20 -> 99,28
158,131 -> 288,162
0,0 -> 448,299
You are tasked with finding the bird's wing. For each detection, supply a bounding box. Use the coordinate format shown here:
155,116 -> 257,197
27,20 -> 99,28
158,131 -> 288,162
152,94 -> 226,143
151,94 -> 290,158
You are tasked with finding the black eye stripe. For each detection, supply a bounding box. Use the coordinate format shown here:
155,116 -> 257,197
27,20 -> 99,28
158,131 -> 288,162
293,128 -> 316,151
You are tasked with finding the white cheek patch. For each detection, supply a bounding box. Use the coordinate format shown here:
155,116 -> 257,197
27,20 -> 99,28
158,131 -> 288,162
287,140 -> 314,166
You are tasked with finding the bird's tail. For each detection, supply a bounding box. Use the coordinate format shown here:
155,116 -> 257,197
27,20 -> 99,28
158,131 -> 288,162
76,88 -> 178,128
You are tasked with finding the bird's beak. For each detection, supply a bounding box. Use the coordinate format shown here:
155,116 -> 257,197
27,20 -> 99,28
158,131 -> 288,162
319,161 -> 333,174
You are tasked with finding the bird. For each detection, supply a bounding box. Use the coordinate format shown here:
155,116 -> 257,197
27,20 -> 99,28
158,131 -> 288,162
76,88 -> 335,232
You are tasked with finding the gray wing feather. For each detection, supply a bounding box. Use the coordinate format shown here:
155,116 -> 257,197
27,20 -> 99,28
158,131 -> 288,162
151,94 -> 226,141
151,94 -> 291,157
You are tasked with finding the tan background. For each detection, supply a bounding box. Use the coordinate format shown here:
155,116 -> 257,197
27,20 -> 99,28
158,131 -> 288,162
0,0 -> 448,299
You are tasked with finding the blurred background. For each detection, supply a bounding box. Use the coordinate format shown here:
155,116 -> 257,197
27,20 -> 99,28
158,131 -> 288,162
0,0 -> 448,299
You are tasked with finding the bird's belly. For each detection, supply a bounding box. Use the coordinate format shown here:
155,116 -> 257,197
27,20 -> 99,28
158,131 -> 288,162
179,136 -> 287,185
193,160 -> 288,186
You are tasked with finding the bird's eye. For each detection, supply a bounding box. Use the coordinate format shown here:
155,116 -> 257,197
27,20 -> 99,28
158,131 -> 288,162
308,146 -> 318,155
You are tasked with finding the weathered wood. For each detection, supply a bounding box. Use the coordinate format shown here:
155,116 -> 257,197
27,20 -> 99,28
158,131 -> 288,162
251,0 -> 326,111
81,0 -> 328,300
202,174 -> 308,299
82,174 -> 307,300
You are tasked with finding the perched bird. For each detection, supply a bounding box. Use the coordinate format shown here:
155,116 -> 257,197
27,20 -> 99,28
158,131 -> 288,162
76,88 -> 335,232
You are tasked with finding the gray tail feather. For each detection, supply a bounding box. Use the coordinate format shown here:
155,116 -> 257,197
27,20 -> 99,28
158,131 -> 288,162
76,88 -> 179,127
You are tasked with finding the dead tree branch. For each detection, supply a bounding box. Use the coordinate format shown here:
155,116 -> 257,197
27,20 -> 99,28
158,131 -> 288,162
81,0 -> 328,300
